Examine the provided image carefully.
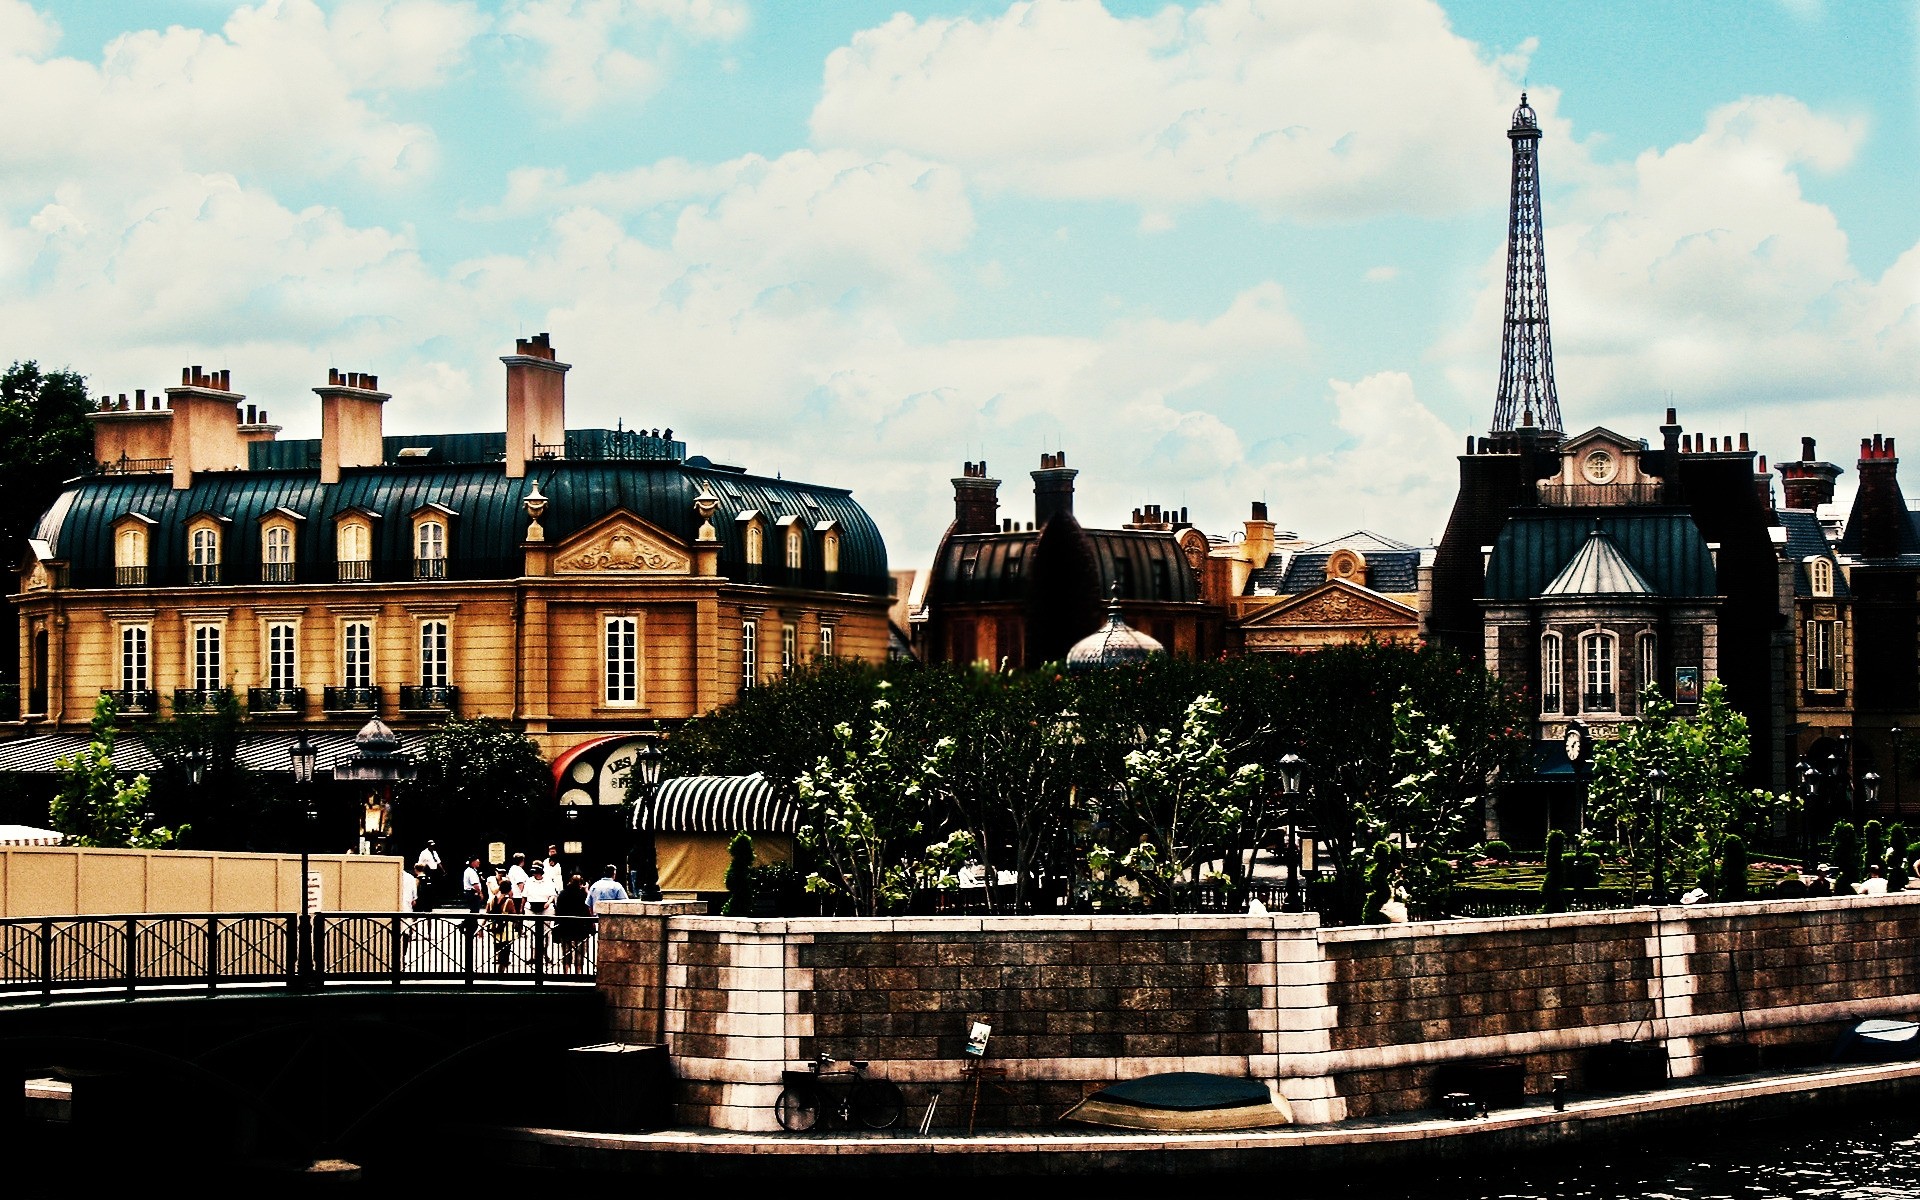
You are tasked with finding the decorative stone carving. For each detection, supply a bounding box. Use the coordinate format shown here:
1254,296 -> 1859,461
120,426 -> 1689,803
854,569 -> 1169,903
556,523 -> 689,574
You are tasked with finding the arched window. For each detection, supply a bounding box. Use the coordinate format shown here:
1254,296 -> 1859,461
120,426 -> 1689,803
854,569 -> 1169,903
1582,632 -> 1617,712
786,525 -> 804,569
745,523 -> 763,565
189,526 -> 221,585
1540,633 -> 1563,714
1638,633 -> 1659,699
115,526 -> 148,586
262,524 -> 294,582
415,519 -> 446,580
337,519 -> 372,582
419,620 -> 450,688
822,530 -> 841,575
1809,557 -> 1834,598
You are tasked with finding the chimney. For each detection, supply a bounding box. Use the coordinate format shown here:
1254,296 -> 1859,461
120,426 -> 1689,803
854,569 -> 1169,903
950,461 -> 1000,535
1032,450 -> 1077,527
502,332 -> 569,480
1243,501 -> 1275,570
88,388 -> 172,473
1754,455 -> 1773,508
237,402 -> 281,455
313,368 -> 390,485
164,365 -> 244,489
1777,436 -> 1843,510
1844,433 -> 1910,559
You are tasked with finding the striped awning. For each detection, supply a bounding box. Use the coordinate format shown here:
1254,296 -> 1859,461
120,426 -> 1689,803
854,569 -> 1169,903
0,732 -> 422,775
0,823 -> 63,846
636,773 -> 798,835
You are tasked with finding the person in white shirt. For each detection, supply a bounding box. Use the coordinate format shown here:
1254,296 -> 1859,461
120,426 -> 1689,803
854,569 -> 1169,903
507,853 -> 530,898
522,863 -> 559,915
542,844 -> 564,889
401,868 -> 420,913
1859,864 -> 1890,896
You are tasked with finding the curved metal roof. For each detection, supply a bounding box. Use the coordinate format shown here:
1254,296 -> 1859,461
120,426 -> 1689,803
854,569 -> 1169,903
33,440 -> 888,596
1540,526 -> 1655,597
1483,512 -> 1717,602
926,521 -> 1200,607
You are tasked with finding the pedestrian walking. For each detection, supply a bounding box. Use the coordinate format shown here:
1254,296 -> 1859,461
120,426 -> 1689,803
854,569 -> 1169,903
486,881 -> 523,974
587,864 -> 628,913
556,874 -> 592,974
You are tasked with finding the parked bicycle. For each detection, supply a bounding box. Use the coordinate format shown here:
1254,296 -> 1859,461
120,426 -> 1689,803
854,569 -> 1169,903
773,1053 -> 905,1132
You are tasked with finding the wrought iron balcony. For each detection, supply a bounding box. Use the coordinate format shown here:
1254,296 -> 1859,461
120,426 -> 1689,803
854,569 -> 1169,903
260,562 -> 296,583
172,688 -> 232,714
1537,482 -> 1664,508
103,689 -> 158,716
116,566 -> 148,587
1582,690 -> 1616,712
247,687 -> 307,717
337,560 -> 372,582
323,686 -> 382,714
189,563 -> 221,586
399,685 -> 459,713
414,557 -> 447,581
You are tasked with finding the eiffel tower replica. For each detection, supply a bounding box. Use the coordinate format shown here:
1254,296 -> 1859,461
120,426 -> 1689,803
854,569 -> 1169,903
1490,93 -> 1562,442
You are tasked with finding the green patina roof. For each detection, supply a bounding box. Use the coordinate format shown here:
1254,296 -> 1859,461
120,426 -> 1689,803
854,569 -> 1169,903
34,430 -> 888,596
1484,512 -> 1717,601
1540,525 -> 1656,596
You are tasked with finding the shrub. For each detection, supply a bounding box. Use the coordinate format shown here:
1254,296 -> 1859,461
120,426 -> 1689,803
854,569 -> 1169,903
1574,852 -> 1603,890
1864,819 -> 1887,877
1481,840 -> 1513,862
1828,821 -> 1860,891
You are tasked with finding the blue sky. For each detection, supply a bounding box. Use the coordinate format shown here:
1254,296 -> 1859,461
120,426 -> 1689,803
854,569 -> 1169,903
3,0 -> 1915,568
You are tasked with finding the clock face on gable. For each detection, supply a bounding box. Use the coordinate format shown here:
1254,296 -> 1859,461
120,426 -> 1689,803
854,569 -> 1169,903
1582,449 -> 1618,484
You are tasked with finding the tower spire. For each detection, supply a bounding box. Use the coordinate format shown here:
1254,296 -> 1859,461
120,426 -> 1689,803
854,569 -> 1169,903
1490,92 -> 1562,439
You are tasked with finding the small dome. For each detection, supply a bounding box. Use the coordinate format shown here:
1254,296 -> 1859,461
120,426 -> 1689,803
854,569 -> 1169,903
353,717 -> 400,756
1066,601 -> 1165,671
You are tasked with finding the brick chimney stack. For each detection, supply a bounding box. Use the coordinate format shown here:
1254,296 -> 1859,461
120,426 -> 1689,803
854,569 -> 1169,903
1032,451 -> 1077,527
950,461 -> 1000,534
1242,500 -> 1276,570
164,365 -> 244,490
1847,434 -> 1908,559
502,332 -> 569,480
313,368 -> 390,485
1777,436 -> 1843,510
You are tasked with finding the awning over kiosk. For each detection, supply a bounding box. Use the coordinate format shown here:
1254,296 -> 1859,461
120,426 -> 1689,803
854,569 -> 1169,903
637,773 -> 798,834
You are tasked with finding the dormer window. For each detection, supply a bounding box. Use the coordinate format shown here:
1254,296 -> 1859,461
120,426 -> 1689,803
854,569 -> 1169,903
821,527 -> 841,575
113,513 -> 155,587
738,511 -> 766,567
778,515 -> 804,569
186,514 -> 228,586
411,503 -> 456,581
259,508 -> 303,583
1808,557 -> 1834,598
335,508 -> 378,582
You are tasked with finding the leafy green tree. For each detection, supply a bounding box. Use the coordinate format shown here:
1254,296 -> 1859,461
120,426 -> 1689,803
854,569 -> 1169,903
796,686 -> 956,915
0,361 -> 92,560
50,695 -> 181,848
1363,840 -> 1396,923
145,690 -> 280,849
1588,681 -> 1796,900
396,717 -> 551,859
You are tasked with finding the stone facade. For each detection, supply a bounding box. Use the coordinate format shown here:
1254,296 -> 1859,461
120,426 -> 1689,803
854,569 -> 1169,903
597,896 -> 1920,1131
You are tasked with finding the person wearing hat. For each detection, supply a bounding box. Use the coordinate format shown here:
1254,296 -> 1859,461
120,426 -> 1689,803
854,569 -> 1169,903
523,861 -> 558,916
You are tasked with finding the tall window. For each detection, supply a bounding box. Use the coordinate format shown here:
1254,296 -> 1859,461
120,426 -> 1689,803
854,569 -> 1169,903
745,523 -> 763,565
1638,633 -> 1658,700
1582,633 -> 1615,711
819,624 -> 835,659
191,624 -> 223,691
116,527 -> 148,586
1540,633 -> 1562,714
1809,619 -> 1843,691
120,625 -> 149,694
190,527 -> 220,585
267,622 -> 298,691
415,520 -> 447,580
337,521 -> 371,582
1809,557 -> 1834,598
741,620 -> 758,688
605,616 -> 638,704
419,621 -> 450,688
782,623 -> 798,675
262,525 -> 294,583
343,621 -> 373,690
785,526 -> 803,569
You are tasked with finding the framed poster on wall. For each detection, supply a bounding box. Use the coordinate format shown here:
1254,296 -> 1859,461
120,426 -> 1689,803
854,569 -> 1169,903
1675,666 -> 1701,704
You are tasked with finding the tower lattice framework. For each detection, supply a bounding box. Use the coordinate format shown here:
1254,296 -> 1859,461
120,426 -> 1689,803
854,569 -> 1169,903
1490,93 -> 1562,438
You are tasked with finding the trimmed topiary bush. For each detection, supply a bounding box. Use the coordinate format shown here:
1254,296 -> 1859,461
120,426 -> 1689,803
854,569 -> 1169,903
1541,829 -> 1567,913
1482,840 -> 1513,862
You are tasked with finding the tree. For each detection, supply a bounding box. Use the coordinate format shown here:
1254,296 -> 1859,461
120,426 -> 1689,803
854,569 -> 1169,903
145,690 -> 278,849
50,695 -> 181,848
1587,681 -> 1796,899
0,361 -> 92,562
396,717 -> 551,859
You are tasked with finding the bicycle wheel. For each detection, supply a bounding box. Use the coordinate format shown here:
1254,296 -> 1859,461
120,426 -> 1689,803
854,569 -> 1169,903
774,1086 -> 820,1132
855,1079 -> 905,1130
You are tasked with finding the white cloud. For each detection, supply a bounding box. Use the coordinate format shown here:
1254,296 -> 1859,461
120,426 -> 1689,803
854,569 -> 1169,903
812,0 -> 1549,220
0,0 -> 57,59
500,0 -> 748,117
0,0 -> 487,197
1364,265 -> 1399,283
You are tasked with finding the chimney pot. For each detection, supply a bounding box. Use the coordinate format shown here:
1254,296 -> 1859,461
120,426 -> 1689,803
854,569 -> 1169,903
1665,407 -> 1677,424
1758,455 -> 1768,473
1802,437 -> 1815,461
1888,437 -> 1897,457
1739,432 -> 1749,452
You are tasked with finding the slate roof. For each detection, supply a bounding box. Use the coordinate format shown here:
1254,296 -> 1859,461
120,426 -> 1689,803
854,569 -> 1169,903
1483,512 -> 1718,602
1540,526 -> 1655,596
1248,530 -> 1421,596
1778,508 -> 1848,599
33,431 -> 890,596
928,525 -> 1199,606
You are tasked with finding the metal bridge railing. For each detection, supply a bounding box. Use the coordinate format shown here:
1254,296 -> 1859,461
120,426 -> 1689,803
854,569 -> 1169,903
0,912 -> 597,1000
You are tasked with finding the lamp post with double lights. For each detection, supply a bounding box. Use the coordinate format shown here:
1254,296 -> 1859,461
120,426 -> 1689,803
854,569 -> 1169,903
1275,752 -> 1306,914
1892,724 -> 1905,815
289,733 -> 319,991
1646,766 -> 1668,904
630,738 -> 667,901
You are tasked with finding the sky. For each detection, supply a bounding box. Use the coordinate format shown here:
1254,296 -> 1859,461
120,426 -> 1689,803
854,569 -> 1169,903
1,0 -> 1915,571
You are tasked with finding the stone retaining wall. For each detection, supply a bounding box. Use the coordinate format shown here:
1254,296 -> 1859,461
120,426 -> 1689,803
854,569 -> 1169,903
595,894 -> 1920,1131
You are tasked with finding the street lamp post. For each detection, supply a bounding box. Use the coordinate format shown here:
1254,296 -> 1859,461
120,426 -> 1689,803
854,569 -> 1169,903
1892,724 -> 1905,815
1647,766 -> 1668,904
1799,759 -> 1821,876
289,733 -> 318,991
632,739 -> 667,901
1275,752 -> 1306,914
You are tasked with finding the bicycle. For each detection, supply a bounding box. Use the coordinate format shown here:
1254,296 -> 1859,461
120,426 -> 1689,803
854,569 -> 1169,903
773,1053 -> 905,1132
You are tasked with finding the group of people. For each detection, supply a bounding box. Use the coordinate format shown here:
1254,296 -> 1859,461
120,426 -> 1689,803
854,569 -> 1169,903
398,841 -> 633,973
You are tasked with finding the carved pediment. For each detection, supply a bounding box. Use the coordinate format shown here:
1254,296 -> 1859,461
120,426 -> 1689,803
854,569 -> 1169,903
555,511 -> 690,575
1239,580 -> 1417,629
